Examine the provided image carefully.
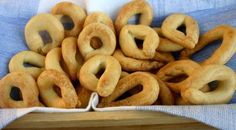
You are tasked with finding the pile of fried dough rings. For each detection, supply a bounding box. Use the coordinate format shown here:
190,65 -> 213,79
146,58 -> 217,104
1,0 -> 236,108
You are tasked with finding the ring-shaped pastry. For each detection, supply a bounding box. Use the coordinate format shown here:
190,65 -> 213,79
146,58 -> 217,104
180,64 -> 236,104
37,69 -> 78,108
9,51 -> 45,79
51,2 -> 86,37
115,0 -> 153,33
0,72 -> 40,108
119,25 -> 159,59
78,23 -> 116,60
25,13 -> 64,55
98,72 -> 159,107
161,13 -> 199,49
62,37 -> 84,80
79,55 -> 121,97
180,25 -> 236,65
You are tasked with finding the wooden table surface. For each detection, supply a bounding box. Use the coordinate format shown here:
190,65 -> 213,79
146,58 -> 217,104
4,111 -> 216,130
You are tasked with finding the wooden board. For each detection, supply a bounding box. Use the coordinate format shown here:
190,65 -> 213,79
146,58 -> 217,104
4,111 -> 216,130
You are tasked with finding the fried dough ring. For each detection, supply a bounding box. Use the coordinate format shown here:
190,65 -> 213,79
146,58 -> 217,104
0,72 -> 40,108
180,65 -> 236,104
180,25 -> 236,65
113,49 -> 164,72
37,70 -> 78,108
62,37 -> 84,80
115,0 -> 153,33
84,12 -> 115,49
9,51 -> 45,79
45,48 -> 68,76
25,13 -> 64,55
51,2 -> 86,37
161,13 -> 199,49
76,85 -> 92,108
78,23 -> 116,60
79,55 -> 121,97
119,25 -> 159,59
153,28 -> 184,52
157,60 -> 209,93
98,72 -> 159,107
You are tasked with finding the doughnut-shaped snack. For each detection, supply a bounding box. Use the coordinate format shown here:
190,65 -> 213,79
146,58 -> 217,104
180,64 -> 236,104
45,48 -> 68,76
0,72 -> 40,108
9,51 -> 45,78
161,13 -> 199,49
180,25 -> 236,65
76,85 -> 92,108
113,49 -> 164,72
51,2 -> 86,37
115,0 -> 153,33
157,60 -> 209,93
153,28 -> 183,52
79,55 -> 121,97
78,23 -> 116,60
119,25 -> 159,59
84,12 -> 115,49
25,13 -> 64,55
37,70 -> 78,108
98,72 -> 159,107
62,37 -> 84,80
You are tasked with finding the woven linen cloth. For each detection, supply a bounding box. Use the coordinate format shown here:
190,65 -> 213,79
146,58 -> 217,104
0,0 -> 236,129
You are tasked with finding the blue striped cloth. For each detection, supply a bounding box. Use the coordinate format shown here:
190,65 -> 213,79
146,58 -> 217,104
0,0 -> 236,129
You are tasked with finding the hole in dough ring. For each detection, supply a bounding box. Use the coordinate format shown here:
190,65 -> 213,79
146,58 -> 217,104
0,72 -> 40,108
9,51 -> 45,79
180,25 -> 236,65
37,70 -> 78,108
51,2 -> 86,37
119,25 -> 159,59
180,64 -> 236,104
78,23 -> 116,60
115,0 -> 153,33
98,72 -> 159,107
161,13 -> 199,49
24,13 -> 64,55
79,55 -> 121,97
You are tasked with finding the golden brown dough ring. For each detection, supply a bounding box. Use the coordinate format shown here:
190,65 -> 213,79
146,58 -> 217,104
115,0 -> 153,33
62,37 -> 84,80
113,49 -> 164,72
78,23 -> 116,60
0,72 -> 40,108
51,2 -> 86,37
98,72 -> 159,107
161,13 -> 199,49
84,12 -> 115,49
79,55 -> 121,97
180,64 -> 236,104
37,70 -> 78,108
9,51 -> 45,79
153,28 -> 183,52
76,85 -> 92,108
25,13 -> 64,55
157,60 -> 209,93
119,25 -> 159,59
180,25 -> 236,65
45,48 -> 68,76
